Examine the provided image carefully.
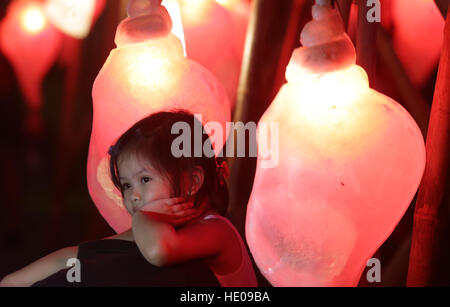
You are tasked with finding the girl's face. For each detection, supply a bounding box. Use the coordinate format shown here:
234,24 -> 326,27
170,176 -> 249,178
117,153 -> 174,215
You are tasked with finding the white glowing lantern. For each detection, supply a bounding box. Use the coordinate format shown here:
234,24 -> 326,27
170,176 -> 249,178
0,0 -> 62,132
245,1 -> 426,286
87,0 -> 231,233
44,0 -> 106,39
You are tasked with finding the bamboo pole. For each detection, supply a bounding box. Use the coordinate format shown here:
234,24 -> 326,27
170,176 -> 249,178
407,7 -> 450,287
335,0 -> 352,30
270,0 -> 314,100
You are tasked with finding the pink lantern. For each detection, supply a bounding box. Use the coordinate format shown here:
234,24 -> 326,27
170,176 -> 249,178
245,1 -> 426,286
178,0 -> 247,108
0,0 -> 62,133
388,0 -> 445,86
214,0 -> 250,60
87,0 -> 231,233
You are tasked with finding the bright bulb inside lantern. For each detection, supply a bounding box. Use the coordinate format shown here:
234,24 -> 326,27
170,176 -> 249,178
21,5 -> 46,34
299,66 -> 369,109
278,65 -> 385,162
110,35 -> 185,109
131,53 -> 168,87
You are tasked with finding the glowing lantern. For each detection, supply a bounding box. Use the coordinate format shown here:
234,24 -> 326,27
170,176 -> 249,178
87,0 -> 231,233
388,0 -> 445,86
215,0 -> 250,60
178,0 -> 246,107
44,0 -> 106,39
245,1 -> 426,286
0,0 -> 62,133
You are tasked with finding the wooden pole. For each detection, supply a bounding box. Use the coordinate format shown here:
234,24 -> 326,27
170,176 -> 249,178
335,0 -> 352,30
407,7 -> 450,287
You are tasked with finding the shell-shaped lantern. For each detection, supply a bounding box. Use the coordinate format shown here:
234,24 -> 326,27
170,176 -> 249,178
0,0 -> 62,131
87,0 -> 231,233
245,1 -> 426,286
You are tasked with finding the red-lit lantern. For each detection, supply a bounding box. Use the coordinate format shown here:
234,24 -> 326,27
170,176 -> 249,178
215,0 -> 250,60
388,0 -> 444,86
178,0 -> 248,108
87,0 -> 231,233
245,1 -> 426,286
0,0 -> 62,133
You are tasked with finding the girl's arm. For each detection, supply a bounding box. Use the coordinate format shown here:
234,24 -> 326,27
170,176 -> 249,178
132,211 -> 233,267
0,246 -> 78,287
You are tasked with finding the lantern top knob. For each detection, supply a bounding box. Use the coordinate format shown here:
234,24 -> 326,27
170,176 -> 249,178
315,0 -> 332,6
285,1 -> 357,82
127,0 -> 162,18
115,0 -> 173,47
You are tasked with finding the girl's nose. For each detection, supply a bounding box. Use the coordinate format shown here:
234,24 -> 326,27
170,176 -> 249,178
131,190 -> 141,203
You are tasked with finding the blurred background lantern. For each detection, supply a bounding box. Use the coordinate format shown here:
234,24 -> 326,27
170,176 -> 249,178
214,0 -> 250,60
245,0 -> 426,286
44,0 -> 106,39
177,0 -> 250,109
87,0 -> 231,233
0,0 -> 62,135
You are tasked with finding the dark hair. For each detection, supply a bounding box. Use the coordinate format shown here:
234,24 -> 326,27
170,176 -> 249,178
109,110 -> 228,215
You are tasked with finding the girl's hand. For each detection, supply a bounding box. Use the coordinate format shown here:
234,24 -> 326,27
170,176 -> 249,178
139,197 -> 199,226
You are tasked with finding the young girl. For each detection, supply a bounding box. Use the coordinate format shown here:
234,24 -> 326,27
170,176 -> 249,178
0,110 -> 257,287
107,110 -> 258,287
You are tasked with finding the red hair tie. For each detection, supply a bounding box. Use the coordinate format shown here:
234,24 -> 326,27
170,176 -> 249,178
216,160 -> 230,185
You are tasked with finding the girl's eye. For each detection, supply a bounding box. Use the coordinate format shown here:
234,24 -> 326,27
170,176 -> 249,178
121,183 -> 131,190
141,176 -> 152,183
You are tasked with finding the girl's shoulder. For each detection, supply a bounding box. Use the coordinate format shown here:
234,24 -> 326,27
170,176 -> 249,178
198,212 -> 245,276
